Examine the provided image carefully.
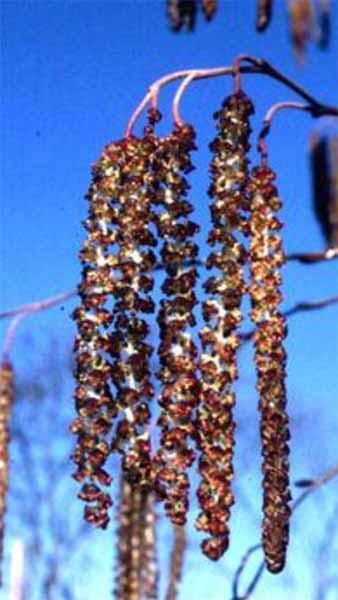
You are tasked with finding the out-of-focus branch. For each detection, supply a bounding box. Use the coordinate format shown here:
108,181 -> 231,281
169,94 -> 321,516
231,462 -> 338,600
165,524 -> 186,600
287,247 -> 338,263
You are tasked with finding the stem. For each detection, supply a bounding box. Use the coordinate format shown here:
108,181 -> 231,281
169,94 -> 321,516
172,71 -> 198,126
258,101 -> 310,162
124,56 -> 338,137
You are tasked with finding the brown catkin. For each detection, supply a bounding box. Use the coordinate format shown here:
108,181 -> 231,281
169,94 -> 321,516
72,112 -> 161,528
309,133 -> 338,249
201,0 -> 217,21
115,476 -> 158,600
167,0 -> 197,31
288,0 -> 314,59
0,362 -> 14,583
152,124 -> 200,526
165,524 -> 186,600
248,165 -> 291,574
195,91 -> 254,560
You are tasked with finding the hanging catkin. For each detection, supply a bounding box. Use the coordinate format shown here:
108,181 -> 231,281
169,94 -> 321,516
72,111 -> 160,528
248,165 -> 291,573
152,124 -> 200,526
0,362 -> 13,582
201,0 -> 217,21
256,0 -> 273,31
165,524 -> 186,600
195,91 -> 254,560
115,475 -> 158,600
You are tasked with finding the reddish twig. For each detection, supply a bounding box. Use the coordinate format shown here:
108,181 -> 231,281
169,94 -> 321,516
124,56 -> 338,136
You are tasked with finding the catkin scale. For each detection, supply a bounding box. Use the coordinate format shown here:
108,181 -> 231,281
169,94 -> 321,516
72,113 -> 161,527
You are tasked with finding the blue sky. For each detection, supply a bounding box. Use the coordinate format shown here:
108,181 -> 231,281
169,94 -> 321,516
1,1 -> 338,599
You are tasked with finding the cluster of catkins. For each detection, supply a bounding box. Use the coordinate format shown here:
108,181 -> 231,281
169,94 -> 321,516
166,0 -> 330,58
72,90 -> 291,573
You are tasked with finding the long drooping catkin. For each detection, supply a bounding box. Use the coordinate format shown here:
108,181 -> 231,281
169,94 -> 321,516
72,112 -> 161,528
195,91 -> 253,560
165,524 -> 186,600
248,165 -> 291,573
0,362 -> 14,582
152,124 -> 200,526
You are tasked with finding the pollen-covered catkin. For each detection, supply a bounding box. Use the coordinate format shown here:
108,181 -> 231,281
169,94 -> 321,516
248,165 -> 291,574
72,111 -> 161,527
195,91 -> 254,560
0,362 -> 13,582
152,124 -> 200,526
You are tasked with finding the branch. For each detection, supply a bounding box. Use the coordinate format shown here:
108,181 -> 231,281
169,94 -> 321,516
231,462 -> 338,600
125,55 -> 338,136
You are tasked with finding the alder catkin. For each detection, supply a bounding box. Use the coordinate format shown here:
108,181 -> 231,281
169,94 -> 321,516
201,0 -> 217,21
288,0 -> 314,59
115,476 -> 158,600
256,0 -> 273,31
165,524 -> 186,600
0,362 -> 13,582
152,124 -> 200,526
248,165 -> 291,574
167,0 -> 197,31
195,91 -> 254,560
72,112 -> 161,527
309,133 -> 338,249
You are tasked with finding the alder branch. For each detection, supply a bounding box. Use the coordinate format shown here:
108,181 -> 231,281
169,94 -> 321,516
125,55 -> 338,135
231,462 -> 338,600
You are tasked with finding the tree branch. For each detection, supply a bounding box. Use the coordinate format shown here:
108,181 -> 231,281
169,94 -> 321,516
125,56 -> 338,136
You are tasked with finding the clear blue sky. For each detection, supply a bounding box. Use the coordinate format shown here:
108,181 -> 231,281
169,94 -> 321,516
1,2 -> 338,599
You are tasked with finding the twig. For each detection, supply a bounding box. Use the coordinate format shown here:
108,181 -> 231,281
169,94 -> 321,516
0,290 -> 76,361
231,462 -> 338,600
124,56 -> 338,136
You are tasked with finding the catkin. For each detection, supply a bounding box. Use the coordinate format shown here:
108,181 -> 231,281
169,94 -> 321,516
0,362 -> 13,582
152,124 -> 200,526
195,91 -> 254,560
72,112 -> 161,527
165,524 -> 186,600
115,476 -> 158,600
248,165 -> 291,573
